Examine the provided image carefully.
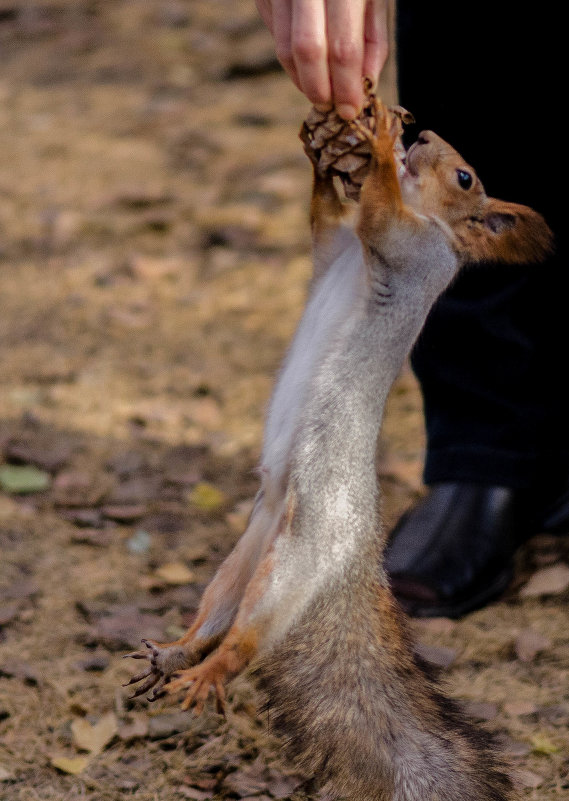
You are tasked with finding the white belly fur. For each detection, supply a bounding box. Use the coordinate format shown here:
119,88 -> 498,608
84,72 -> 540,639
261,233 -> 365,496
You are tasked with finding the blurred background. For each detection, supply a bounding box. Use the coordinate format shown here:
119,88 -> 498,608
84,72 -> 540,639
0,3 -> 567,800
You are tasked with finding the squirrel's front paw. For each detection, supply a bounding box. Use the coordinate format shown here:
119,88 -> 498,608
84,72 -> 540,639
123,639 -> 198,701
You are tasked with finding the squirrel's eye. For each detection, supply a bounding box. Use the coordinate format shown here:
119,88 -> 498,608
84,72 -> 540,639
456,169 -> 473,190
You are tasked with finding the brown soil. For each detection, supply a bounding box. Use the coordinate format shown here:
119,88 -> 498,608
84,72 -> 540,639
0,3 -> 567,800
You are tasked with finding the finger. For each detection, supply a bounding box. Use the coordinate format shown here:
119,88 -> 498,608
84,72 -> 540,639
362,0 -> 389,84
270,0 -> 302,91
291,0 -> 331,106
255,0 -> 273,33
325,0 -> 366,119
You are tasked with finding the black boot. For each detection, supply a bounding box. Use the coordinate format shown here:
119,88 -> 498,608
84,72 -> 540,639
385,483 -> 520,618
540,480 -> 569,534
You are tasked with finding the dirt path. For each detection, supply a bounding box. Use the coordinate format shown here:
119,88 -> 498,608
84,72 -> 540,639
0,3 -> 567,799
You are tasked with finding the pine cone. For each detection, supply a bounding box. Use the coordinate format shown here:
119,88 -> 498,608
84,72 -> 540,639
299,84 -> 414,201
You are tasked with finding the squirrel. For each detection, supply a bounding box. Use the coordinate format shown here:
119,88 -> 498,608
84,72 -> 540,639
125,99 -> 553,800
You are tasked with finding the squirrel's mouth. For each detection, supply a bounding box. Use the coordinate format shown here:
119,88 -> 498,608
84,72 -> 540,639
402,142 -> 419,178
393,138 -> 408,181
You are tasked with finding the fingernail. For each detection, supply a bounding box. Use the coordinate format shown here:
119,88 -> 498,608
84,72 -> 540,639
314,102 -> 333,112
336,103 -> 359,120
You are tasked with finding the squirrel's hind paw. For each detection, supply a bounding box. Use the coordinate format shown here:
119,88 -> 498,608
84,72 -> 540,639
123,638 -> 197,701
165,661 -> 228,716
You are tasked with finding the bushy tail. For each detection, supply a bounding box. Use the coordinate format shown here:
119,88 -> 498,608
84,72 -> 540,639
254,576 -> 514,801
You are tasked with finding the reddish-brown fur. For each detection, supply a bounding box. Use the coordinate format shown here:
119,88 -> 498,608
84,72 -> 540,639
126,99 -> 553,800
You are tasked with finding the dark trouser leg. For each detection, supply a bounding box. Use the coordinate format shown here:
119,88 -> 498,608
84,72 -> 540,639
396,0 -> 568,491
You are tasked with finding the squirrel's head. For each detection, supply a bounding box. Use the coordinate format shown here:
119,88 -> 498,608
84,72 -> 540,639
400,130 -> 553,265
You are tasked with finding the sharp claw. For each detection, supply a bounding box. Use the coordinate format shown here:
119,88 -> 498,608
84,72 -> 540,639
148,688 -> 167,702
128,673 -> 161,699
123,667 -> 153,687
147,676 -> 166,701
123,651 -> 148,660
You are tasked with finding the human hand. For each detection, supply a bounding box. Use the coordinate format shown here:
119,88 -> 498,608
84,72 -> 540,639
256,0 -> 388,120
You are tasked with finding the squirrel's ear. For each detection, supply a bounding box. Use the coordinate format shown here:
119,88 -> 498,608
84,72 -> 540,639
459,198 -> 554,265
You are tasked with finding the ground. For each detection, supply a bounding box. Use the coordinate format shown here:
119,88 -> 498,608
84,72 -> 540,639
0,2 -> 568,800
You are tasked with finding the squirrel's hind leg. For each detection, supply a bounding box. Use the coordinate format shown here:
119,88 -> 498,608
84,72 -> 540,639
163,487 -> 313,714
124,493 -> 280,701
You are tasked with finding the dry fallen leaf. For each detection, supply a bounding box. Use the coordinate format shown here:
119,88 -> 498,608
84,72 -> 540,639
0,579 -> 40,603
118,716 -> 149,742
52,469 -> 110,507
514,769 -> 544,789
530,733 -> 560,755
0,603 -> 20,627
514,628 -> 551,662
462,701 -> 498,722
519,563 -> 569,597
187,397 -> 223,430
155,562 -> 195,585
414,617 -> 456,635
266,771 -> 304,798
503,700 -> 537,717
414,642 -> 457,669
188,482 -> 226,513
0,765 -> 15,781
88,609 -> 166,650
500,737 -> 531,758
224,765 -> 268,796
240,796 -> 272,801
71,712 -> 118,755
51,755 -> 91,775
102,504 -> 148,522
378,454 -> 423,492
147,712 -> 197,739
184,544 -> 209,563
176,787 -> 213,801
0,464 -> 51,494
69,528 -> 114,547
539,703 -> 569,725
0,660 -> 40,685
127,254 -> 182,281
3,437 -> 71,472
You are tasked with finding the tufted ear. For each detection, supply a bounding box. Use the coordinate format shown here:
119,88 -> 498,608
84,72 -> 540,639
456,198 -> 554,265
